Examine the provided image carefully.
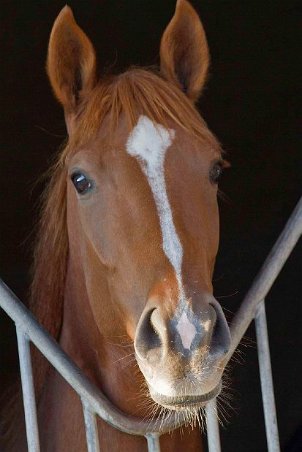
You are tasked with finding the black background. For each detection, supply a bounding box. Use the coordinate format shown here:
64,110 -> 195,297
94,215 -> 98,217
0,1 -> 301,451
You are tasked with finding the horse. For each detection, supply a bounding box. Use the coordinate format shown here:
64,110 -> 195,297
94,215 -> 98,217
1,1 -> 231,450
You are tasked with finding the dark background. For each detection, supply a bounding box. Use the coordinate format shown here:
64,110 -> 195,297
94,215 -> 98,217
0,1 -> 301,451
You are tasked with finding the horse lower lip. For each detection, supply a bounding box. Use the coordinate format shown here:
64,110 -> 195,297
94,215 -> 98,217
150,382 -> 221,409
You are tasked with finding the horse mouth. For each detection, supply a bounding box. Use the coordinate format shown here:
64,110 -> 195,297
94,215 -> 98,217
149,381 -> 221,410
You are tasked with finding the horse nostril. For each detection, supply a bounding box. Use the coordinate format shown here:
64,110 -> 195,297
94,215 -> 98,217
209,301 -> 231,358
134,308 -> 162,362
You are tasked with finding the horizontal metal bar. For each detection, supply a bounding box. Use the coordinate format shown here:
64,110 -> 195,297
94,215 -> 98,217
146,433 -> 161,452
228,196 -> 302,360
206,399 -> 221,452
0,279 -> 185,436
82,399 -> 100,452
16,328 -> 40,452
255,302 -> 280,452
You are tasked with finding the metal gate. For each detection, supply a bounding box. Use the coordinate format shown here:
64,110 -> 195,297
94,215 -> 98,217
1,196 -> 301,452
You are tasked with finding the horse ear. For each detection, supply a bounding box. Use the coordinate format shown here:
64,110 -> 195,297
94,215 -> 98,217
160,0 -> 209,102
47,6 -> 96,116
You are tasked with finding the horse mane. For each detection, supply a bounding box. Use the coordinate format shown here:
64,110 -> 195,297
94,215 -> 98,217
29,156 -> 68,394
29,67 -> 219,395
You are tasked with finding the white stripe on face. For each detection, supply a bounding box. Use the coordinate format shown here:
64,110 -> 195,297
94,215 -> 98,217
126,116 -> 196,349
126,116 -> 181,280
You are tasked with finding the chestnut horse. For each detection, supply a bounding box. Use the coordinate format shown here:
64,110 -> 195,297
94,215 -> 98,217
2,1 -> 231,451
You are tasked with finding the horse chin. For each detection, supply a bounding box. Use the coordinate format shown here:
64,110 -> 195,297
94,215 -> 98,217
147,380 -> 222,412
136,354 -> 223,411
149,384 -> 221,411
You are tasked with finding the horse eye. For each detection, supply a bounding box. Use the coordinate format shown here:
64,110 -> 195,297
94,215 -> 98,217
71,172 -> 93,195
209,161 -> 224,184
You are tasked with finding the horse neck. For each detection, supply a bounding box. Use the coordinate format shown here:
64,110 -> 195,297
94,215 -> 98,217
58,251 -> 147,418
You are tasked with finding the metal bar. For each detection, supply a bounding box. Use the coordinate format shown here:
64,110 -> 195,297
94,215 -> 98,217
146,433 -> 161,452
1,196 -> 300,446
229,196 -> 302,360
255,301 -> 280,452
206,399 -> 221,452
16,327 -> 40,452
82,399 -> 100,452
0,279 -> 184,436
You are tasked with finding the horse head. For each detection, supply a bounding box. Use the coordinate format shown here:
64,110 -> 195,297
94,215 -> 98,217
46,0 -> 231,415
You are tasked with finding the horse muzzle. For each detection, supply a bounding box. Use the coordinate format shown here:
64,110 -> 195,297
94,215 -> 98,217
134,291 -> 230,409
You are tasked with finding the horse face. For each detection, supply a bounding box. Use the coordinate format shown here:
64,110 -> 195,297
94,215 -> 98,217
48,0 -> 230,411
66,113 -> 230,409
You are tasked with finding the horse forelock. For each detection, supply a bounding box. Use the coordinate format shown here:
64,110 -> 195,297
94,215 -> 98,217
66,67 -> 219,152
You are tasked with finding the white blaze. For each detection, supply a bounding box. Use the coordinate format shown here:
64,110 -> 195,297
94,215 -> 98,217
126,116 -> 182,281
126,115 -> 196,348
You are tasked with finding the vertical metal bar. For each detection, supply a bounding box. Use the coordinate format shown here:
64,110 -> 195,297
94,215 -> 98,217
16,327 -> 40,452
229,196 -> 302,361
255,301 -> 280,452
82,399 -> 100,452
206,399 -> 221,452
146,433 -> 161,452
